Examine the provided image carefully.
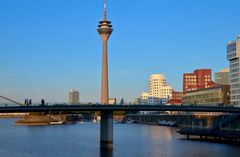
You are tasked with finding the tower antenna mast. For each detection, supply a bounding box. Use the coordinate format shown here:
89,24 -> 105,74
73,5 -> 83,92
104,0 -> 107,21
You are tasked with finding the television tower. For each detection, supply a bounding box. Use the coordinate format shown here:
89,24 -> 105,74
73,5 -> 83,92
98,0 -> 113,104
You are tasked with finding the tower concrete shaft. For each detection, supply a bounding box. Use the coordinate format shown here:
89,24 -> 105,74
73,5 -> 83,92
101,39 -> 109,104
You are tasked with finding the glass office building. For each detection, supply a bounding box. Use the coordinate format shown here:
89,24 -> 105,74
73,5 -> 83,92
227,36 -> 240,106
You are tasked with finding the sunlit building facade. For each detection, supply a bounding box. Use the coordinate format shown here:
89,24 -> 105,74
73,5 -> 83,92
140,74 -> 173,105
183,69 -> 216,92
215,69 -> 230,85
167,91 -> 183,105
227,36 -> 240,106
140,92 -> 150,104
149,74 -> 173,104
69,89 -> 79,105
108,98 -> 117,105
182,85 -> 230,106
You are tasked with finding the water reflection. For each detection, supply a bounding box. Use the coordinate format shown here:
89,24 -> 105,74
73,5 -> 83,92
0,120 -> 239,157
100,149 -> 113,157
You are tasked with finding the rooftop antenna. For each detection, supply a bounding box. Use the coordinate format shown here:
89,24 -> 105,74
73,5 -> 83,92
104,0 -> 107,21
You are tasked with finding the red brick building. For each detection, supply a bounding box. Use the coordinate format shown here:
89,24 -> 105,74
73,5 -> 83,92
167,91 -> 183,105
183,69 -> 217,93
172,91 -> 183,100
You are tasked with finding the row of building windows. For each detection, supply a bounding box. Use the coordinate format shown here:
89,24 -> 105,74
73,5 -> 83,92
185,78 -> 211,82
185,79 -> 196,82
152,94 -> 171,97
231,95 -> 240,100
230,61 -> 239,68
230,67 -> 239,73
186,88 -> 197,91
185,75 -> 211,79
227,43 -> 236,52
230,78 -> 240,83
183,98 -> 222,105
185,75 -> 196,79
152,88 -> 172,91
231,84 -> 240,89
230,89 -> 240,94
227,53 -> 236,59
231,73 -> 239,78
150,84 -> 167,86
185,83 -> 197,85
230,68 -> 239,73
183,92 -> 221,100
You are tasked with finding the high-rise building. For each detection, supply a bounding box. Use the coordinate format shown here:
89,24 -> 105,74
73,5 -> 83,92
148,74 -> 173,104
227,36 -> 240,106
69,89 -> 79,105
183,69 -> 216,92
215,69 -> 230,85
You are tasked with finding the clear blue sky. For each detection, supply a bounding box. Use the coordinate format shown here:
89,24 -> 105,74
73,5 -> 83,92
0,0 -> 239,103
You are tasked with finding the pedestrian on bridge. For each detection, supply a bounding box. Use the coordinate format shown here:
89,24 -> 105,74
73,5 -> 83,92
24,99 -> 29,106
41,99 -> 45,106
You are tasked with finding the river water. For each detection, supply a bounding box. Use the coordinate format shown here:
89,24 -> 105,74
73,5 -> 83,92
0,119 -> 239,157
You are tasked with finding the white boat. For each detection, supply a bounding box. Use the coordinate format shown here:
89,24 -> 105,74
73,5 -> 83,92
158,120 -> 177,127
50,121 -> 64,125
159,120 -> 168,126
126,120 -> 135,124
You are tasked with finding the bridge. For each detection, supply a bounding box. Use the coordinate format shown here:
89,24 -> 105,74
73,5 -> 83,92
0,105 -> 239,113
0,104 -> 240,150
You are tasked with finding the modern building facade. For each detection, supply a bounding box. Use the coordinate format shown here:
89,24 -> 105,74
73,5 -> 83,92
227,36 -> 240,106
108,98 -> 117,105
149,74 -> 173,104
140,74 -> 173,105
167,91 -> 183,105
69,89 -> 79,105
215,69 -> 230,85
172,91 -> 183,100
140,92 -> 150,104
183,69 -> 216,92
182,85 -> 230,106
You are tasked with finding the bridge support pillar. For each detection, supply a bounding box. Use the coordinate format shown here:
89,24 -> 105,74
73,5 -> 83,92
100,111 -> 113,150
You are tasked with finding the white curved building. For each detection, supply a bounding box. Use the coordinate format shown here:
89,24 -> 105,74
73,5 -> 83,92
149,74 -> 173,104
140,74 -> 173,105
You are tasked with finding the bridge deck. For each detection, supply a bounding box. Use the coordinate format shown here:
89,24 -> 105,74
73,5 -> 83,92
0,105 -> 239,113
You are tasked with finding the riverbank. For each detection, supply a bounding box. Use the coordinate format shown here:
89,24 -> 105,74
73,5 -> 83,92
123,113 -> 240,143
15,114 -> 79,126
0,113 -> 28,118
123,114 -> 215,127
